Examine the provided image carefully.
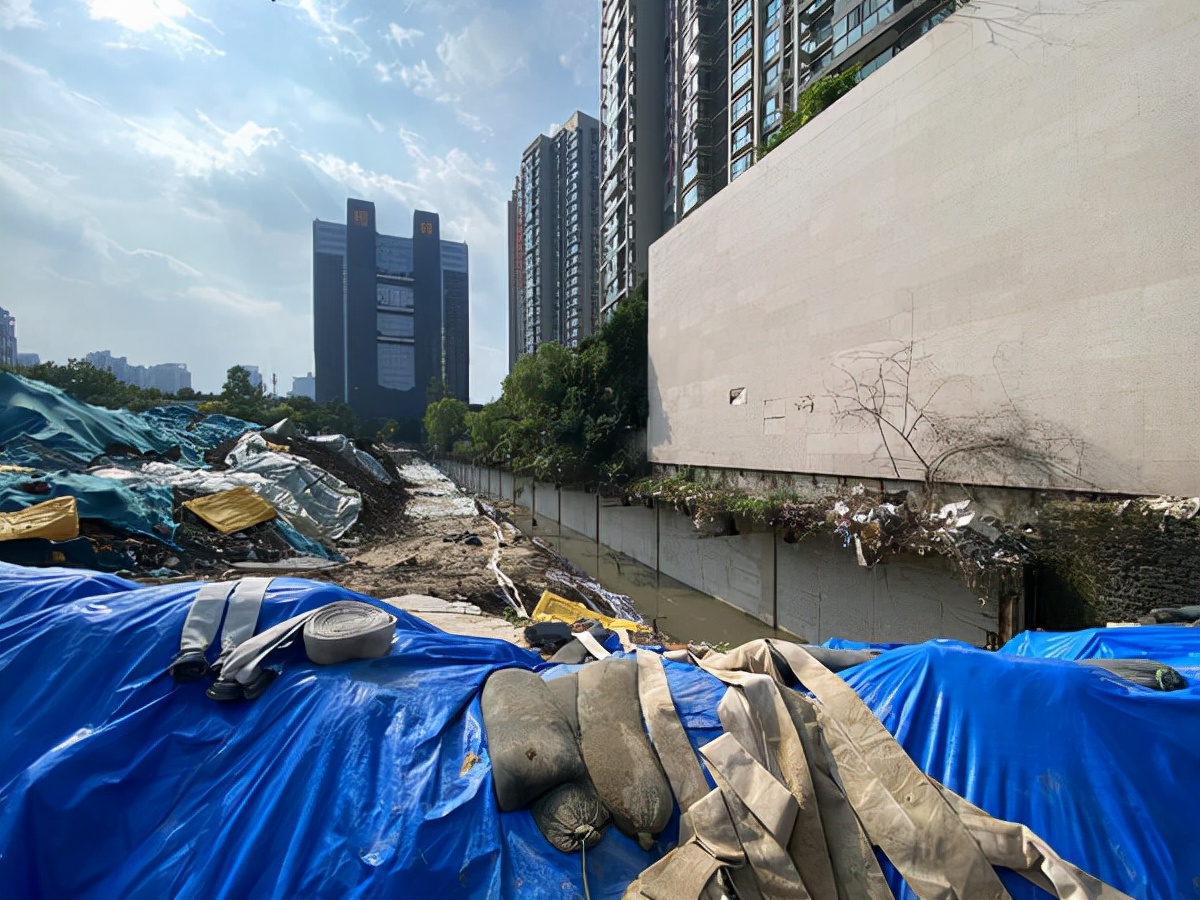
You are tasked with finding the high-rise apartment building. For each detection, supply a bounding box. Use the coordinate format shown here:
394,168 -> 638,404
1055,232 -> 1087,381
0,307 -> 16,368
600,0 -> 666,316
728,0 -> 962,181
507,183 -> 524,371
508,112 -> 601,363
598,0 -> 962,307
670,0 -> 730,227
313,199 -> 469,423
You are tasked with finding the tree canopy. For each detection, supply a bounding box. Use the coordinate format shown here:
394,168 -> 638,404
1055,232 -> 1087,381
457,285 -> 649,484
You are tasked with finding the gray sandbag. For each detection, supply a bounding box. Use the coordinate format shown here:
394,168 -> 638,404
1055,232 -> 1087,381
532,780 -> 610,853
482,668 -> 585,811
545,672 -> 581,740
1078,658 -> 1187,691
577,657 -> 673,848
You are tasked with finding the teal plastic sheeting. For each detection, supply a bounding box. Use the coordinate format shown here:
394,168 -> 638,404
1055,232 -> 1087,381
0,373 -> 256,470
0,471 -> 177,541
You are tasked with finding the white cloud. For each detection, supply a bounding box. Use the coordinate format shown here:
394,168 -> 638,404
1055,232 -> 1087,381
387,23 -> 423,46
185,284 -> 284,317
124,114 -> 283,178
290,0 -> 371,63
455,110 -> 492,135
0,0 -> 42,30
366,114 -> 385,133
436,19 -> 527,87
84,0 -> 223,56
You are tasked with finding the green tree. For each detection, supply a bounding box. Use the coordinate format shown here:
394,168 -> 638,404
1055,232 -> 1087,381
427,376 -> 449,403
220,365 -> 266,421
423,397 -> 469,453
758,65 -> 862,160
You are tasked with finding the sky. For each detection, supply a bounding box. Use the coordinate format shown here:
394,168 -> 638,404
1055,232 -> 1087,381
0,0 -> 600,400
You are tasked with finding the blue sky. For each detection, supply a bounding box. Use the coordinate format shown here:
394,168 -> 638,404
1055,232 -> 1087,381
0,0 -> 600,399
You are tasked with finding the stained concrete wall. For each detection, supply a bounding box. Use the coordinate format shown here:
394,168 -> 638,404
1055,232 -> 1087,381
560,490 -> 599,540
599,499 -> 658,569
533,482 -> 560,523
499,471 -> 515,503
443,463 -> 1000,644
647,0 -> 1200,497
658,510 -> 777,626
775,537 -> 996,645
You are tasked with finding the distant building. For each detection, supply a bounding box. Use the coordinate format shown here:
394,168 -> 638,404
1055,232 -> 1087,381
507,182 -> 524,371
16,352 -> 40,367
145,363 -> 191,394
0,307 -> 15,368
510,111 -> 602,362
85,351 -> 192,394
313,198 -> 470,423
290,372 -> 317,401
241,365 -> 263,391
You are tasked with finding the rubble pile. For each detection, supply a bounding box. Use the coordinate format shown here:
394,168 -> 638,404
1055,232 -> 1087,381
0,372 -> 404,577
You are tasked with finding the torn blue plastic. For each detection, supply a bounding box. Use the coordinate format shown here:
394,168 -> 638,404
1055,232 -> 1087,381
1,563 -> 1194,899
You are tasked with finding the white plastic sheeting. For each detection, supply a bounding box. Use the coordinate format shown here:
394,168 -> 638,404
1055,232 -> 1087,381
309,434 -> 393,485
262,420 -> 393,485
396,460 -> 477,520
93,434 -> 362,543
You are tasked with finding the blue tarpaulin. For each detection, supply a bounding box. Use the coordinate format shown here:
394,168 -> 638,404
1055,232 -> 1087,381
0,563 -> 1194,898
0,470 -> 178,541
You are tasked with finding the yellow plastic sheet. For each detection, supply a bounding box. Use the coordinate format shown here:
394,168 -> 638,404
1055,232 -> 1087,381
183,487 -> 277,535
531,590 -> 651,634
0,496 -> 80,543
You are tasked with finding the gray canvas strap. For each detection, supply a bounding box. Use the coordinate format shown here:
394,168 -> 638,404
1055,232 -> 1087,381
218,577 -> 272,656
179,581 -> 237,655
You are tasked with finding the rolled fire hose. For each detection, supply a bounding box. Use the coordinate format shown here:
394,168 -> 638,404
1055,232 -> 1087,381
208,600 -> 397,701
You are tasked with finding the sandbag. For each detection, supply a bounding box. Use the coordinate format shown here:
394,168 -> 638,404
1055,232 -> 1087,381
549,626 -> 614,664
577,657 -> 673,848
481,668 -> 585,811
545,672 -> 580,739
1078,658 -> 1187,691
532,780 -> 610,853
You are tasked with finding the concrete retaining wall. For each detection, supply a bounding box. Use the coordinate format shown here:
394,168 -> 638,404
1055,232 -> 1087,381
560,490 -> 599,540
533,482 -> 560,523
442,462 -> 1001,645
598,499 -> 658,570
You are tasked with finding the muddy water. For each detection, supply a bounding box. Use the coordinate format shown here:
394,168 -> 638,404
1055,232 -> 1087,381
507,509 -> 792,646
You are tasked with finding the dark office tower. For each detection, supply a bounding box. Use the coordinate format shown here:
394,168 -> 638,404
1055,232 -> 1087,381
313,199 -> 470,422
441,239 -> 470,403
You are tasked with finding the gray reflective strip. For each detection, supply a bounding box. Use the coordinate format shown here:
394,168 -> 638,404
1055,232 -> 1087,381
179,581 -> 236,653
219,577 -> 272,653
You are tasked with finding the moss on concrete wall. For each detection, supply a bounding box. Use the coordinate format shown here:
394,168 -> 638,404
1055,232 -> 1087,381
1032,499 -> 1200,628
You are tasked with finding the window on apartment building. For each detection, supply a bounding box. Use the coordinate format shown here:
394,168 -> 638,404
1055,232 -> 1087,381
765,0 -> 782,28
763,28 -> 781,61
731,122 -> 752,152
731,152 -> 752,179
732,58 -> 752,91
732,0 -> 751,33
764,60 -> 781,85
682,184 -> 700,213
763,95 -> 781,130
732,28 -> 752,62
731,89 -> 752,122
858,46 -> 894,78
682,157 -> 699,186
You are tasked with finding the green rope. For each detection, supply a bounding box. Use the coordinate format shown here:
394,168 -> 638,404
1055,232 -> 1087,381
575,825 -> 595,900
